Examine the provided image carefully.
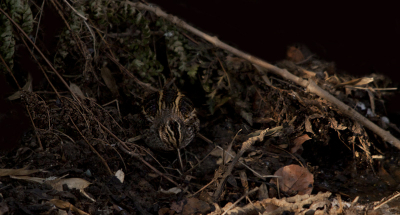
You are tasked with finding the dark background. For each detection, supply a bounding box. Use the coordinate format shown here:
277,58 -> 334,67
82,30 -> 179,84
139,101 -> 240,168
149,0 -> 400,121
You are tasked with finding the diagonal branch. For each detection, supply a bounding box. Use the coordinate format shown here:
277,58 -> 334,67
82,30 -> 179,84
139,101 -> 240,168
127,2 -> 400,150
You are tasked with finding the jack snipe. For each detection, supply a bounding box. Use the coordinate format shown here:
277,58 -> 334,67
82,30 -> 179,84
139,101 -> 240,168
141,87 -> 200,151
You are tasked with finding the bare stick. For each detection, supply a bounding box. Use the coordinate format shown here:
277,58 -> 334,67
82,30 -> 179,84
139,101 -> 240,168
127,2 -> 400,150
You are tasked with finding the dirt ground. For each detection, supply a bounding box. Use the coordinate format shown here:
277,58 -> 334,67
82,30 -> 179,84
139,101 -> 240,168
1,1 -> 400,214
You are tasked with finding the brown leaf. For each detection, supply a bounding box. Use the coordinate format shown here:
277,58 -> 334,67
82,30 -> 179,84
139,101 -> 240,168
158,207 -> 171,215
70,83 -> 86,99
182,198 -> 211,215
258,183 -> 269,200
0,167 -> 42,177
291,134 -> 311,153
240,110 -> 253,126
287,46 -> 305,63
305,117 -> 314,134
170,201 -> 184,213
270,164 -> 314,195
336,77 -> 374,87
46,178 -> 91,191
101,66 -> 119,95
49,199 -> 89,215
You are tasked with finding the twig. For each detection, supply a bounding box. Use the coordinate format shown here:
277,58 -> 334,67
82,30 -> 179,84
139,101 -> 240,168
69,116 -> 113,176
373,191 -> 400,210
0,54 -> 21,89
32,0 -> 45,54
61,0 -> 87,20
221,187 -> 259,215
213,129 -> 269,201
126,2 -> 400,150
26,104 -> 43,151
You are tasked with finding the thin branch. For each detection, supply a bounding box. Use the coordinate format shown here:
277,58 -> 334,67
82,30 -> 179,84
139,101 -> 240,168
127,2 -> 400,150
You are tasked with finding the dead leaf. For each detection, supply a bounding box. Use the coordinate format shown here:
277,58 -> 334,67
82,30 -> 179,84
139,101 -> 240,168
7,73 -> 32,100
287,46 -> 305,63
101,66 -> 119,95
170,201 -> 184,213
305,117 -> 314,134
258,183 -> 268,200
10,175 -> 45,184
46,178 -> 91,191
336,77 -> 374,88
240,110 -> 253,126
0,167 -> 43,176
182,198 -> 211,215
115,169 -> 124,183
70,83 -> 86,99
160,187 -> 182,195
291,134 -> 311,154
158,207 -> 171,215
270,164 -> 314,196
49,199 -> 89,215
329,118 -> 347,130
210,147 -> 236,165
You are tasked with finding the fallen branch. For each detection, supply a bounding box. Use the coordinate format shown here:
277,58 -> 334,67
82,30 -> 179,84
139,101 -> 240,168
127,2 -> 400,150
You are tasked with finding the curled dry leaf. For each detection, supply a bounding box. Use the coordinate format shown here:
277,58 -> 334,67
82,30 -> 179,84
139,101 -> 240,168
291,134 -> 311,154
270,164 -> 314,196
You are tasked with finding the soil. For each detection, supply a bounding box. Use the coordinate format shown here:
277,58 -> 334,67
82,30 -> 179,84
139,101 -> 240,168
1,1 -> 400,214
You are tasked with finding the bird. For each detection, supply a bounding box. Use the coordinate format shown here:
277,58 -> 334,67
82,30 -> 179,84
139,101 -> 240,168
141,86 -> 200,152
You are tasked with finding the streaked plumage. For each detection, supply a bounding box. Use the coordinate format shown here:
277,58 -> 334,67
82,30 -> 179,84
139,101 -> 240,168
141,87 -> 199,151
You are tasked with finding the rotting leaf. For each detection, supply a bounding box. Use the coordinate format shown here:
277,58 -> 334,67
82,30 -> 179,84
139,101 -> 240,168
270,164 -> 314,196
291,134 -> 311,154
240,110 -> 253,126
182,198 -> 211,215
49,199 -> 89,215
101,66 -> 119,95
70,83 -> 86,99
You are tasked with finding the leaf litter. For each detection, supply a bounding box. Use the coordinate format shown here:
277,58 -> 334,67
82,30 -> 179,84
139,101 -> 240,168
0,1 -> 399,214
